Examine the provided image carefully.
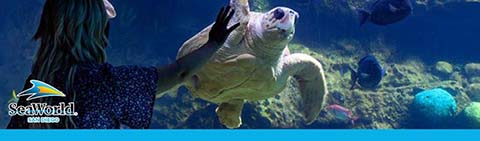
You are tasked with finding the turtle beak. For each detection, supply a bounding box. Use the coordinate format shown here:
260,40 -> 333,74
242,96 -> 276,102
103,0 -> 116,19
277,8 -> 297,30
260,7 -> 297,40
291,10 -> 299,24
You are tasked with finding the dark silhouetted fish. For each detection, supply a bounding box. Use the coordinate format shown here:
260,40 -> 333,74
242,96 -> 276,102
358,0 -> 413,26
349,55 -> 386,90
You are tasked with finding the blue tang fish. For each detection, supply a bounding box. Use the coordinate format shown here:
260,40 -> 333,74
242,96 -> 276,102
349,55 -> 386,90
358,0 -> 413,26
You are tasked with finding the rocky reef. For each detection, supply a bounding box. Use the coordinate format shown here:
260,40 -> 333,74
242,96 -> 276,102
410,88 -> 457,128
150,40 -> 476,129
456,102 -> 480,128
467,83 -> 480,102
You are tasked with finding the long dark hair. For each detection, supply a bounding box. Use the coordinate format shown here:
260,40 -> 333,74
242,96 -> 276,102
32,0 -> 109,84
8,0 -> 110,129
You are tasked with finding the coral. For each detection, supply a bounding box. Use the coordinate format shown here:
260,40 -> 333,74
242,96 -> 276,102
467,83 -> 480,102
465,63 -> 480,77
289,41 -> 473,129
470,77 -> 480,83
456,102 -> 480,128
410,88 -> 457,128
433,61 -> 453,78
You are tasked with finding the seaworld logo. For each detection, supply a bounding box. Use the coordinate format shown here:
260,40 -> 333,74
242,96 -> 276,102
16,80 -> 66,101
8,80 -> 77,124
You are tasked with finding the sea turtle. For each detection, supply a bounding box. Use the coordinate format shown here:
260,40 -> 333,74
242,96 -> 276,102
174,0 -> 329,128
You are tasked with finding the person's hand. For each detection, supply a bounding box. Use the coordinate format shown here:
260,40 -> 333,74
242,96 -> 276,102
208,6 -> 240,45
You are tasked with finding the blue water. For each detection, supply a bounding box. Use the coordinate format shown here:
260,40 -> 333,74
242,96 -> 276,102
1,0 -> 479,128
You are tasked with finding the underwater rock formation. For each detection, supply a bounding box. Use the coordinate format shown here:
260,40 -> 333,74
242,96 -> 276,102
456,102 -> 480,129
433,61 -> 453,78
287,42 -> 471,129
410,88 -> 457,128
467,83 -> 480,102
465,63 -> 480,78
470,77 -> 480,83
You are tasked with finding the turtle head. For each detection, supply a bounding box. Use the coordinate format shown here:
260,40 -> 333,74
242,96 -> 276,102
257,7 -> 298,45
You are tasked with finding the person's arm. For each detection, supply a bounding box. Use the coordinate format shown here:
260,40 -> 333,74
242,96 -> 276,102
156,6 -> 240,93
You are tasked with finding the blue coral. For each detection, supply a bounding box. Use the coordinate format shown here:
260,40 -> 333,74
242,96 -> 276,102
410,88 -> 457,128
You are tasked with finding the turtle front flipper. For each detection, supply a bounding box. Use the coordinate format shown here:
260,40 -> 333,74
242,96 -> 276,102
177,1 -> 249,59
215,99 -> 245,128
229,0 -> 250,24
282,53 -> 329,124
226,0 -> 250,45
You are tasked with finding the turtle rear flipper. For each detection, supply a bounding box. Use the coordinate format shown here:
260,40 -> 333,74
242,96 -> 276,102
282,53 -> 329,124
216,99 -> 245,128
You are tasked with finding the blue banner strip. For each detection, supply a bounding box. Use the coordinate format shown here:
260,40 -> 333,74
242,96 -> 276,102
0,130 -> 479,141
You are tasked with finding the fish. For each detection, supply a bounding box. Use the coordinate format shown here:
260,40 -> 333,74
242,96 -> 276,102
358,0 -> 413,26
326,104 -> 358,126
349,55 -> 386,90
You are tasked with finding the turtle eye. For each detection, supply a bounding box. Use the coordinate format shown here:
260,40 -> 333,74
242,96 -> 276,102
273,8 -> 285,20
